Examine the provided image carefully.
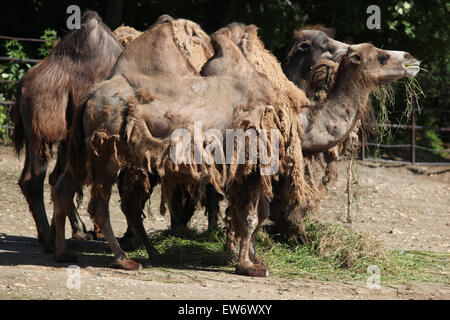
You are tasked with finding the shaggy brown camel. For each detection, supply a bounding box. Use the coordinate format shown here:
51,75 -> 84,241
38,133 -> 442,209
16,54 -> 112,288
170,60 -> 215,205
50,22 -> 311,276
111,22 -> 350,254
10,11 -> 123,242
49,17 -> 215,265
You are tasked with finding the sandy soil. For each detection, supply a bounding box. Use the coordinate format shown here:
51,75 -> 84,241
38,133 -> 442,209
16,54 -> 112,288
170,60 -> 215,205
0,144 -> 449,300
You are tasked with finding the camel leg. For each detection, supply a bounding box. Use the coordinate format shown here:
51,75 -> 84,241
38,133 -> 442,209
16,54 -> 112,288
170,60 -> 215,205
232,186 -> 269,277
269,177 -> 308,244
50,168 -> 83,262
121,199 -> 159,259
119,168 -> 160,251
18,140 -> 50,242
205,184 -> 222,230
169,184 -> 195,231
87,157 -> 141,270
88,181 -> 141,270
225,206 -> 240,258
179,190 -> 196,228
49,142 -> 92,241
249,197 -> 270,265
118,168 -> 159,258
117,169 -> 137,250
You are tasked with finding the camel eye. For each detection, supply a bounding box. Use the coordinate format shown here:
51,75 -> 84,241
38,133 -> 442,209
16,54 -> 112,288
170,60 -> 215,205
297,41 -> 312,51
377,52 -> 390,65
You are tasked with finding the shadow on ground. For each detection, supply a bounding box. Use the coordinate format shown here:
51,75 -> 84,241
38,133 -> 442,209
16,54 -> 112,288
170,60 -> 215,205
0,232 -> 233,273
0,233 -> 114,268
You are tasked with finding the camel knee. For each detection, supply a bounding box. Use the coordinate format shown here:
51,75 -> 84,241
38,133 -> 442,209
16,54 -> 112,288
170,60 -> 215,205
19,172 -> 45,198
88,197 -> 108,221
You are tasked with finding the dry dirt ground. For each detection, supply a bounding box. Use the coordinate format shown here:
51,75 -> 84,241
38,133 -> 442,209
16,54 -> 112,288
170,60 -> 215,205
0,144 -> 449,300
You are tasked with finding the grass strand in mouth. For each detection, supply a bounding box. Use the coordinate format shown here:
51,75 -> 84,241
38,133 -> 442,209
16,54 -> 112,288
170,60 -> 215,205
369,76 -> 425,158
370,83 -> 395,157
402,76 -> 426,120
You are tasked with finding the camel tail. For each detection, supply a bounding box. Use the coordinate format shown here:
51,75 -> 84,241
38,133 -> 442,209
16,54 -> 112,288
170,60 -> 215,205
10,89 -> 25,157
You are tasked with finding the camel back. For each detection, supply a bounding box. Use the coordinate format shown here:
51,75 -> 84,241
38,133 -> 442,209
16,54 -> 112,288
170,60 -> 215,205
113,18 -> 213,78
12,10 -> 122,157
220,23 -> 309,112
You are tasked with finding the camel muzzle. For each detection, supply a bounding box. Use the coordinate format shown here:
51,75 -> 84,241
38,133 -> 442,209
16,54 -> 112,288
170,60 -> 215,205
403,59 -> 421,77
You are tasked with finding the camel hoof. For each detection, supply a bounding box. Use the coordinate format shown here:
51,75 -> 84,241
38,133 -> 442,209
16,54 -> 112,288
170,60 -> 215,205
55,251 -> 78,263
235,263 -> 269,277
115,258 -> 142,271
72,231 -> 94,241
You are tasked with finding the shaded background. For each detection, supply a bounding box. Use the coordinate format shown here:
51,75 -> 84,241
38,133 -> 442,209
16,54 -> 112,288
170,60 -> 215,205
0,0 -> 449,159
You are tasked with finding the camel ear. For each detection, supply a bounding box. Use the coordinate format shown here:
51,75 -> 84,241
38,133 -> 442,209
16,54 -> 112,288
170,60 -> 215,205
297,40 -> 312,51
349,51 -> 362,64
155,14 -> 174,24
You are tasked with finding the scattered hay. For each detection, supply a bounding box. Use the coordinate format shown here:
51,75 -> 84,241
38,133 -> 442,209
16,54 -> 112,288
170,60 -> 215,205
302,219 -> 385,269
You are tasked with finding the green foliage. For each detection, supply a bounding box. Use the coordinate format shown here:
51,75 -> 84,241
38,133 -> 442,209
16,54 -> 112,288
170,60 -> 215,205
0,28 -> 56,142
1,40 -> 30,82
38,29 -> 58,57
0,40 -> 30,142
0,93 -> 7,141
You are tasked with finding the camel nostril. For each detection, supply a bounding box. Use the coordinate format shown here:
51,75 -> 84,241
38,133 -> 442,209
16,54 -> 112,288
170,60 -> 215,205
404,53 -> 414,60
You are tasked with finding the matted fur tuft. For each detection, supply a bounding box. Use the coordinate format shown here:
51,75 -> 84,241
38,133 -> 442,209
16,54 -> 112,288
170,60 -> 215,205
113,25 -> 142,47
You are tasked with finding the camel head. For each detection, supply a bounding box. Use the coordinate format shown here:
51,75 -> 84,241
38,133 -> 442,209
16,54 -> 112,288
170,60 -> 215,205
299,42 -> 420,154
283,27 -> 349,92
344,43 -> 420,85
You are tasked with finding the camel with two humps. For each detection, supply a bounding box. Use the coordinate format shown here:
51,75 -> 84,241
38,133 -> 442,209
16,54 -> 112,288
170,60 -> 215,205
50,22 -> 312,276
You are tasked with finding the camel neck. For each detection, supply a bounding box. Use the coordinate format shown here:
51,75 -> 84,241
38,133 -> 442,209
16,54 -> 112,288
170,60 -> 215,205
299,62 -> 370,153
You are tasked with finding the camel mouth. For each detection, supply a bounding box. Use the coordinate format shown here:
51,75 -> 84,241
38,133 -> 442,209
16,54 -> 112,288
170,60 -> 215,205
403,60 -> 421,77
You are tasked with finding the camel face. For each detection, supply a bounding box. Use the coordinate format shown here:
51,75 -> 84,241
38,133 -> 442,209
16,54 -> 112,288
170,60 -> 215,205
346,43 -> 420,85
291,30 -> 348,75
283,29 -> 349,92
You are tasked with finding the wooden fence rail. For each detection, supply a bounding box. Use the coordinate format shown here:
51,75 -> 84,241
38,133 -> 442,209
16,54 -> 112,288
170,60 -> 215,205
361,111 -> 450,166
